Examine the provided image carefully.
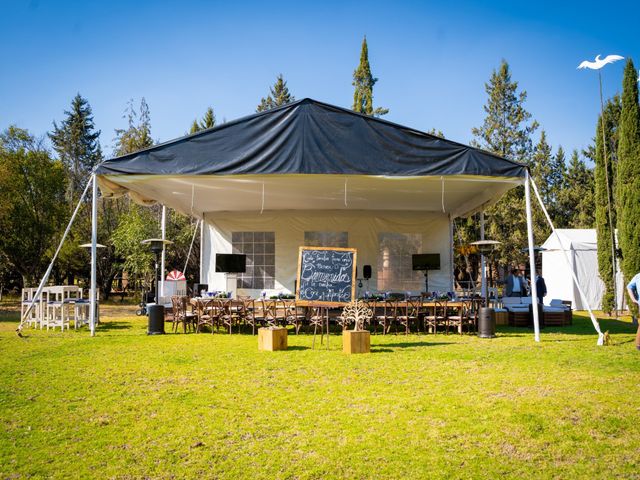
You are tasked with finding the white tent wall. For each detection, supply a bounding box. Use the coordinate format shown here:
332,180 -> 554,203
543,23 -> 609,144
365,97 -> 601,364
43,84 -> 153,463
541,229 -> 624,310
202,210 -> 453,297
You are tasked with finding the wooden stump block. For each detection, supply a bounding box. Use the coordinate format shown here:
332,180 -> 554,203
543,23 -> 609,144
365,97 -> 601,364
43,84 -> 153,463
495,310 -> 508,326
343,330 -> 370,354
258,327 -> 288,351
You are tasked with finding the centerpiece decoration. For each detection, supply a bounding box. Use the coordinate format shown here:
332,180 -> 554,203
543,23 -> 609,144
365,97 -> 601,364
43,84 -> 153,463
341,299 -> 373,354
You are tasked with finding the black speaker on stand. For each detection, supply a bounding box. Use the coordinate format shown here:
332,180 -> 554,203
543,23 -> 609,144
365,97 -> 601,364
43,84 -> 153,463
412,254 -> 440,294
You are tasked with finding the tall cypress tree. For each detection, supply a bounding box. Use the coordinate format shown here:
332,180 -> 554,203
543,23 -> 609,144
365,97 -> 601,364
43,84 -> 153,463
256,75 -> 295,112
595,96 -> 621,314
616,58 -> 640,313
352,36 -> 388,117
49,94 -> 102,201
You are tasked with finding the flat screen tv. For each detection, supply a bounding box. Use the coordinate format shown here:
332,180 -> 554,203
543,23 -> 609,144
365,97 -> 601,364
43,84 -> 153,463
412,253 -> 440,271
215,254 -> 247,273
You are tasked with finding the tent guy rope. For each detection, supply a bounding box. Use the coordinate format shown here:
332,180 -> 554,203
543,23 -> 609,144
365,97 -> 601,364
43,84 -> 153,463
530,176 -> 605,345
16,175 -> 94,336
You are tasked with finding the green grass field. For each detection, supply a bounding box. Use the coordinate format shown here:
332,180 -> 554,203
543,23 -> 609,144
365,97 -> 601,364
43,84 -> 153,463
1,306 -> 639,479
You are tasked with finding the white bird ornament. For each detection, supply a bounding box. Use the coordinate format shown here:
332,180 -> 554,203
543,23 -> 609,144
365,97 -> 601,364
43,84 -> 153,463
577,54 -> 624,70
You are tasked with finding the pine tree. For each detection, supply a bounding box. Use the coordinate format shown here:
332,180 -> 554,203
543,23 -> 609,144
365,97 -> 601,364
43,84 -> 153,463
558,150 -> 595,228
471,60 -> 538,267
190,106 -> 217,134
595,96 -> 621,314
616,58 -> 640,313
352,36 -> 388,117
113,98 -> 153,156
256,75 -> 295,112
201,107 -> 216,129
49,94 -> 102,201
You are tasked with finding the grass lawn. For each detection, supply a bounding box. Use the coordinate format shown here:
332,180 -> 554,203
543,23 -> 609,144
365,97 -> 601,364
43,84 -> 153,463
1,305 -> 639,479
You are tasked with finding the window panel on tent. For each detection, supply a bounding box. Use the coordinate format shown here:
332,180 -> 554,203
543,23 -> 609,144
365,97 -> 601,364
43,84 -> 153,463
304,231 -> 349,248
377,233 -> 423,292
232,231 -> 275,290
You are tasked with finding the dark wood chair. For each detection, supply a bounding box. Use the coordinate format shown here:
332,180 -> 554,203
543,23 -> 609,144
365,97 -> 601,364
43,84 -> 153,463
375,299 -> 398,335
447,300 -> 476,334
285,301 -> 306,334
397,296 -> 421,334
171,296 -> 196,333
195,298 -> 217,333
424,299 -> 447,334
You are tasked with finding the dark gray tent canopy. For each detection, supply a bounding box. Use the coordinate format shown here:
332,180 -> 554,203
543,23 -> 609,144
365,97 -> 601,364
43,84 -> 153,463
95,98 -> 526,217
96,98 -> 525,178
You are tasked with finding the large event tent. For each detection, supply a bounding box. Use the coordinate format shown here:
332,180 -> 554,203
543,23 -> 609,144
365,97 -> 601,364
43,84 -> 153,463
58,98 -> 549,339
95,99 -> 527,295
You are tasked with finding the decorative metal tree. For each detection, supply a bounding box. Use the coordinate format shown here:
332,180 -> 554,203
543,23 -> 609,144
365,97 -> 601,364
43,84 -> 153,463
341,299 -> 373,331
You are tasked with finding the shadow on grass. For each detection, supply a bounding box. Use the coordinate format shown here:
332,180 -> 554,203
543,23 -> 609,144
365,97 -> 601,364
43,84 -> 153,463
286,346 -> 311,351
373,341 -> 451,349
97,321 -> 133,331
495,315 -> 637,336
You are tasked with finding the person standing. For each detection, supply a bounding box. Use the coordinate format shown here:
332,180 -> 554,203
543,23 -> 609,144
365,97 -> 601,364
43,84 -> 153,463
625,272 -> 640,351
535,270 -> 547,305
505,268 -> 525,297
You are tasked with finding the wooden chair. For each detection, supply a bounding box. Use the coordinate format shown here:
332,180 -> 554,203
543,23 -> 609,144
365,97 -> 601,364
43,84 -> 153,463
375,299 -> 398,335
397,296 -> 421,334
361,298 -> 378,332
219,299 -> 239,334
285,301 -> 306,334
446,300 -> 475,334
424,299 -> 447,334
195,298 -> 217,333
171,296 -> 196,333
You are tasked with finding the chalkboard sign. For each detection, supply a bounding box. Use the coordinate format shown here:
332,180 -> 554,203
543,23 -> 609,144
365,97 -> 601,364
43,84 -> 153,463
296,247 -> 357,305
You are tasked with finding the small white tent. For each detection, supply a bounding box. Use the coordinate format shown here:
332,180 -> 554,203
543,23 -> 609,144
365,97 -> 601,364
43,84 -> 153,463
541,229 -> 623,310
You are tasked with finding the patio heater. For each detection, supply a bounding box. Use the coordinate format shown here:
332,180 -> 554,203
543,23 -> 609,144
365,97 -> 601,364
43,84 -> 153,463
470,240 -> 501,338
141,238 -> 173,335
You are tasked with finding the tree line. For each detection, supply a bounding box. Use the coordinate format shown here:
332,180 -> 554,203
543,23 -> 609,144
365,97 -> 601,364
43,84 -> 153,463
1,38 -> 637,308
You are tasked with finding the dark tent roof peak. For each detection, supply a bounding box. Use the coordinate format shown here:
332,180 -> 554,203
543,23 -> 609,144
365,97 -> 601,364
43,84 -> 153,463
96,98 -> 526,178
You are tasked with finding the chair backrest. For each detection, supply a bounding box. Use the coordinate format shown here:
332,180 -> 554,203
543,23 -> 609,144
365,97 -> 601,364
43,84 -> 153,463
261,299 -> 277,324
404,296 -> 422,317
171,296 -> 181,314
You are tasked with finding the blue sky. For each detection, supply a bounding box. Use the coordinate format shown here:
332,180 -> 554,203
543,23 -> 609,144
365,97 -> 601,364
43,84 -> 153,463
2,0 -> 638,161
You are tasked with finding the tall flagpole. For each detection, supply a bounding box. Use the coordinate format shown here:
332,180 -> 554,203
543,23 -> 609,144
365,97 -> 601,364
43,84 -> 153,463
598,71 -> 619,316
578,54 -> 624,316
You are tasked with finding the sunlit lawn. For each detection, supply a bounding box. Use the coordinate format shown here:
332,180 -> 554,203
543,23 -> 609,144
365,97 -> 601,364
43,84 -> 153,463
1,304 -> 639,479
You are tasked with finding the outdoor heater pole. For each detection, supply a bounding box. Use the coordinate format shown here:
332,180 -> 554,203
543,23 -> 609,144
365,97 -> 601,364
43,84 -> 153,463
525,171 -> 540,342
160,205 -> 166,299
90,174 -> 98,337
480,211 -> 486,299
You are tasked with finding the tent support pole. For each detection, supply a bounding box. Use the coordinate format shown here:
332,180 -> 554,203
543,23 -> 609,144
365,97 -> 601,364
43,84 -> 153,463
160,205 -> 166,299
199,214 -> 205,286
90,174 -> 98,337
449,214 -> 455,292
529,176 -> 604,345
525,171 -> 541,342
16,175 -> 94,335
480,211 -> 486,298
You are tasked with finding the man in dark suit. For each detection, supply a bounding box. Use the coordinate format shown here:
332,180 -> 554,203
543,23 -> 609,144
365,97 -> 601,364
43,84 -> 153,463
534,270 -> 547,305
